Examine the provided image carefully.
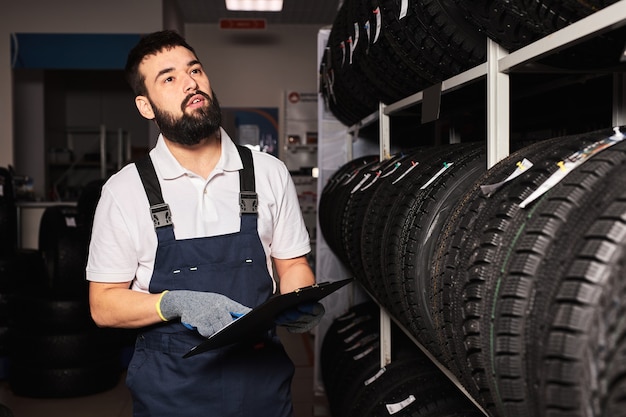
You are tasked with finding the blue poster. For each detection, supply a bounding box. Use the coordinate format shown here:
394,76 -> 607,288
224,108 -> 279,157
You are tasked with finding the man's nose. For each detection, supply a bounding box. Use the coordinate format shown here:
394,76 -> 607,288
184,75 -> 198,93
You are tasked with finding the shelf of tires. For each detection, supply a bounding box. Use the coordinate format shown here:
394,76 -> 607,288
0,169 -> 130,398
317,1 -> 626,417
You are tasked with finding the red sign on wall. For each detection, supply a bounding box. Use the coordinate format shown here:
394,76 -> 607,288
219,19 -> 267,30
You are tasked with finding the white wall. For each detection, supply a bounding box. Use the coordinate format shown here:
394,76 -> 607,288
185,24 -> 325,109
0,0 -> 164,168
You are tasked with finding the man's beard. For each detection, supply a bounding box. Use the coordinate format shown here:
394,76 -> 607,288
151,90 -> 222,146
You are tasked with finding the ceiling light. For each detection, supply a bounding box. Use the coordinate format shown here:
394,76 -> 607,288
225,0 -> 283,11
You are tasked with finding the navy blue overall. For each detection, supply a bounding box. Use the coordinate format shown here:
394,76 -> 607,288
127,145 -> 295,417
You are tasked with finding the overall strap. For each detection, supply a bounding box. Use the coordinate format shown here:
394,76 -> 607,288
236,145 -> 258,215
136,145 -> 257,228
135,155 -> 173,229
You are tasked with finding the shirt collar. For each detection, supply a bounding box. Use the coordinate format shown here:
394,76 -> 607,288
149,127 -> 242,180
218,129 -> 244,173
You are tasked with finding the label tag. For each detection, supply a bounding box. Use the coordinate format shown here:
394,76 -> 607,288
364,21 -> 371,53
480,158 -> 533,196
392,161 -> 419,184
353,344 -> 376,360
421,162 -> 453,189
386,395 -> 416,414
349,22 -> 359,64
373,7 -> 381,44
65,216 -> 77,228
400,0 -> 409,19
364,367 -> 386,386
520,128 -> 625,208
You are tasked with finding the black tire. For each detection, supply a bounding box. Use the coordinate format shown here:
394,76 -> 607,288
76,179 -> 105,235
9,288 -> 94,332
451,0 -> 558,52
425,131 -> 607,411
38,205 -> 89,291
387,144 -> 486,362
377,144 -> 481,347
322,0 -> 383,126
0,250 -> 48,356
604,332 -> 626,417
428,138 -> 568,390
361,145 -> 470,311
320,302 -> 380,392
9,329 -> 119,368
378,0 -> 486,83
358,150 -> 430,302
8,357 -> 121,398
452,0 -> 624,69
487,133 -> 626,417
328,327 -> 422,417
7,284 -> 122,396
319,155 -> 379,267
347,355 -> 461,417
0,249 -> 47,292
341,152 -> 407,281
320,299 -> 478,417
0,326 -> 8,357
0,404 -> 13,417
350,0 -> 430,104
440,127 -> 622,413
0,167 -> 17,255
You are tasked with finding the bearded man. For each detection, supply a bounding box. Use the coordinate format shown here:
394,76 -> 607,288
86,30 -> 323,417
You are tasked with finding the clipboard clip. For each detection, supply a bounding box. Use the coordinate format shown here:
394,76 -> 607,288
294,283 -> 320,294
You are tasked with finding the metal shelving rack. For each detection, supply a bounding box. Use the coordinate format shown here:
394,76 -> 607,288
65,125 -> 131,177
321,1 -> 626,414
49,124 -> 131,200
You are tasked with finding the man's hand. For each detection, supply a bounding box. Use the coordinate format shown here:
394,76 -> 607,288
157,290 -> 251,337
275,301 -> 325,333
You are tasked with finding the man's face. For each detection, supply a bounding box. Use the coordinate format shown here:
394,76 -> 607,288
135,45 -> 221,145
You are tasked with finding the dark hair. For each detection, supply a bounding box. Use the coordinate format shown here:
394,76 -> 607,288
124,30 -> 198,96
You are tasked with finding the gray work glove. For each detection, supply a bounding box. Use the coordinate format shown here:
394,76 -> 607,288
275,301 -> 325,333
157,290 -> 251,337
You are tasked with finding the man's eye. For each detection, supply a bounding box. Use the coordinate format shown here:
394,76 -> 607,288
191,68 -> 201,75
164,77 -> 174,83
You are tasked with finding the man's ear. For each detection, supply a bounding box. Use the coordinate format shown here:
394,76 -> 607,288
135,96 -> 155,120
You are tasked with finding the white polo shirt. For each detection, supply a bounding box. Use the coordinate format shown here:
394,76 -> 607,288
86,128 -> 311,293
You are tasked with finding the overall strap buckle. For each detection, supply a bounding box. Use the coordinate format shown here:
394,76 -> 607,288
150,203 -> 173,228
240,191 -> 258,214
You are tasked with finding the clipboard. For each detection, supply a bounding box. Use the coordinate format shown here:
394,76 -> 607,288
183,278 -> 353,358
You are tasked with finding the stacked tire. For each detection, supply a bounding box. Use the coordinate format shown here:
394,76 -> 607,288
0,168 -> 28,413
321,302 -> 484,417
0,249 -> 47,374
38,205 -> 89,292
7,182 -> 123,398
8,289 -> 120,397
0,168 -> 45,380
318,126 -> 626,416
320,0 -> 624,126
0,168 -> 17,256
431,127 -> 626,417
0,167 -> 18,378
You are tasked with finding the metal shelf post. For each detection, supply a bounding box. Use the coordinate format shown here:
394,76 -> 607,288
486,39 -> 510,169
